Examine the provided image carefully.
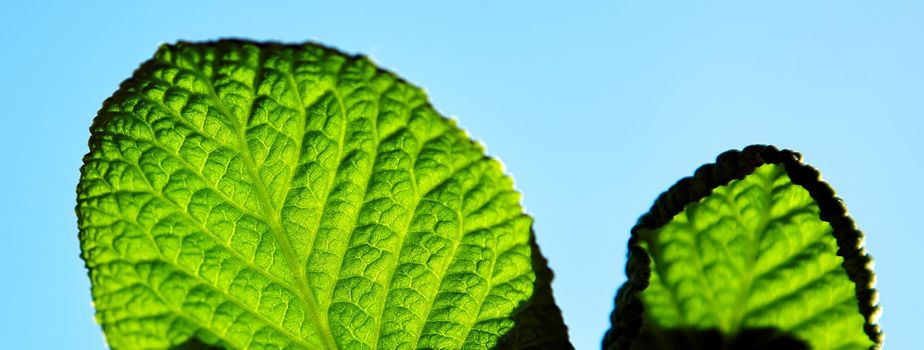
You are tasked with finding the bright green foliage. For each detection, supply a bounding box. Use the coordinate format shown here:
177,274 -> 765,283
78,41 -> 881,350
639,164 -> 872,349
77,41 -> 562,349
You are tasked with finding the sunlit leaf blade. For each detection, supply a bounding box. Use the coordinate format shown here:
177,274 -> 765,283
77,40 -> 571,349
604,145 -> 882,350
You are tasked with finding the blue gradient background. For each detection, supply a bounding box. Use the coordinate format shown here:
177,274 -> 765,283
1,1 -> 920,348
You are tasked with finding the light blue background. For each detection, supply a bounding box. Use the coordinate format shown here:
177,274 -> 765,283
1,1 -> 920,349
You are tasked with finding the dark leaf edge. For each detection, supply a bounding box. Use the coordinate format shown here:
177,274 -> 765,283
602,145 -> 883,350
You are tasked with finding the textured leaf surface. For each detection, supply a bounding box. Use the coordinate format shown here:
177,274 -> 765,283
604,146 -> 881,350
77,40 -> 569,349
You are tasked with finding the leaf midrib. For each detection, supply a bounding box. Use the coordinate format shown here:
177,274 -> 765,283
722,166 -> 777,335
194,50 -> 337,349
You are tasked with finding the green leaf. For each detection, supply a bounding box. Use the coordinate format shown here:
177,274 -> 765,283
77,40 -> 570,350
604,146 -> 882,350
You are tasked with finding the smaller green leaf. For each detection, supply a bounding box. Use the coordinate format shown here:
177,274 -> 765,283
604,145 -> 882,350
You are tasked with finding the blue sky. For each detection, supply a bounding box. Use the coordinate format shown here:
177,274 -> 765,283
1,1 -> 921,348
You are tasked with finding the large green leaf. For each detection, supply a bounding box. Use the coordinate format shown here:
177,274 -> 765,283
604,146 -> 882,350
77,40 -> 570,349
